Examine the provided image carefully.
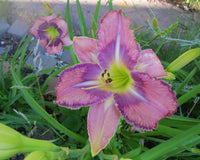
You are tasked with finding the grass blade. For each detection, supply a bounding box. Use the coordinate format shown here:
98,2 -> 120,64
135,124 -> 200,160
0,48 -> 9,90
91,0 -> 101,38
177,84 -> 200,106
11,62 -> 86,144
175,67 -> 197,94
108,0 -> 113,11
76,0 -> 88,36
65,0 -> 74,39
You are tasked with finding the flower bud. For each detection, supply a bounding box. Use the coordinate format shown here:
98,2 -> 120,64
43,2 -> 54,15
24,151 -> 50,160
0,123 -> 60,159
152,17 -> 160,32
166,48 -> 200,73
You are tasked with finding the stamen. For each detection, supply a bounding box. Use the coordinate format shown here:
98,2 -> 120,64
105,78 -> 112,83
101,73 -> 105,77
107,73 -> 110,77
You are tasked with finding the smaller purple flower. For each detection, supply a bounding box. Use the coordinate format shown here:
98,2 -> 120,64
30,14 -> 72,55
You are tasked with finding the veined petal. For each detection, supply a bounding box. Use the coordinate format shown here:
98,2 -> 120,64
88,98 -> 120,156
50,18 -> 68,37
114,72 -> 177,130
135,49 -> 167,77
73,37 -> 98,63
54,63 -> 112,109
97,10 -> 140,71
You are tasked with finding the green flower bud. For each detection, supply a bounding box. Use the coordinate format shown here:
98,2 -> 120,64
43,2 -> 54,15
24,150 -> 67,160
0,123 -> 60,159
24,151 -> 50,160
152,17 -> 160,32
166,48 -> 200,73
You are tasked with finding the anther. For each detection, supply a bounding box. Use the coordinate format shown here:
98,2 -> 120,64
101,73 -> 105,77
104,69 -> 107,73
107,73 -> 110,77
106,78 -> 112,83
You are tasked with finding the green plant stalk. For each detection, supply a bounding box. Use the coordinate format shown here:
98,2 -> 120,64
11,36 -> 29,98
0,48 -> 9,90
135,123 -> 200,160
11,62 -> 86,144
76,0 -> 88,36
194,59 -> 200,71
17,36 -> 32,75
123,147 -> 141,159
64,0 -> 79,64
69,45 -> 79,64
35,73 -> 45,108
155,35 -> 167,54
175,67 -> 196,94
65,0 -> 74,39
2,93 -> 22,108
20,136 -> 60,153
99,152 -> 118,160
91,0 -> 101,38
61,144 -> 90,159
108,0 -> 113,11
177,84 -> 200,106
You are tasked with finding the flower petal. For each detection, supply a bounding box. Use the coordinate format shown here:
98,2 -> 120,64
135,49 -> 167,77
46,41 -> 63,55
50,17 -> 68,37
39,39 -> 48,48
41,14 -> 56,22
30,18 -> 46,39
54,63 -> 112,109
114,72 -> 177,130
73,37 -> 98,63
61,34 -> 72,46
97,10 -> 140,70
88,98 -> 120,156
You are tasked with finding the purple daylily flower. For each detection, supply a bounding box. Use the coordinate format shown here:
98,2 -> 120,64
54,10 -> 177,156
30,14 -> 72,55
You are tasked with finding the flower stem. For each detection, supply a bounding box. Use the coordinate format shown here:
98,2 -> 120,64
61,144 -> 90,159
99,152 -> 118,160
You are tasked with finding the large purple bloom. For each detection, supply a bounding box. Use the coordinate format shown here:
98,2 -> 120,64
54,10 -> 177,156
30,14 -> 72,55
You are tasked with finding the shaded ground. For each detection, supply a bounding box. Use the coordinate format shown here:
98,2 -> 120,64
1,0 -> 198,31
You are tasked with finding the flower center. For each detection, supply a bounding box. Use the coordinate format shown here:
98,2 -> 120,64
101,63 -> 133,93
45,26 -> 59,41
